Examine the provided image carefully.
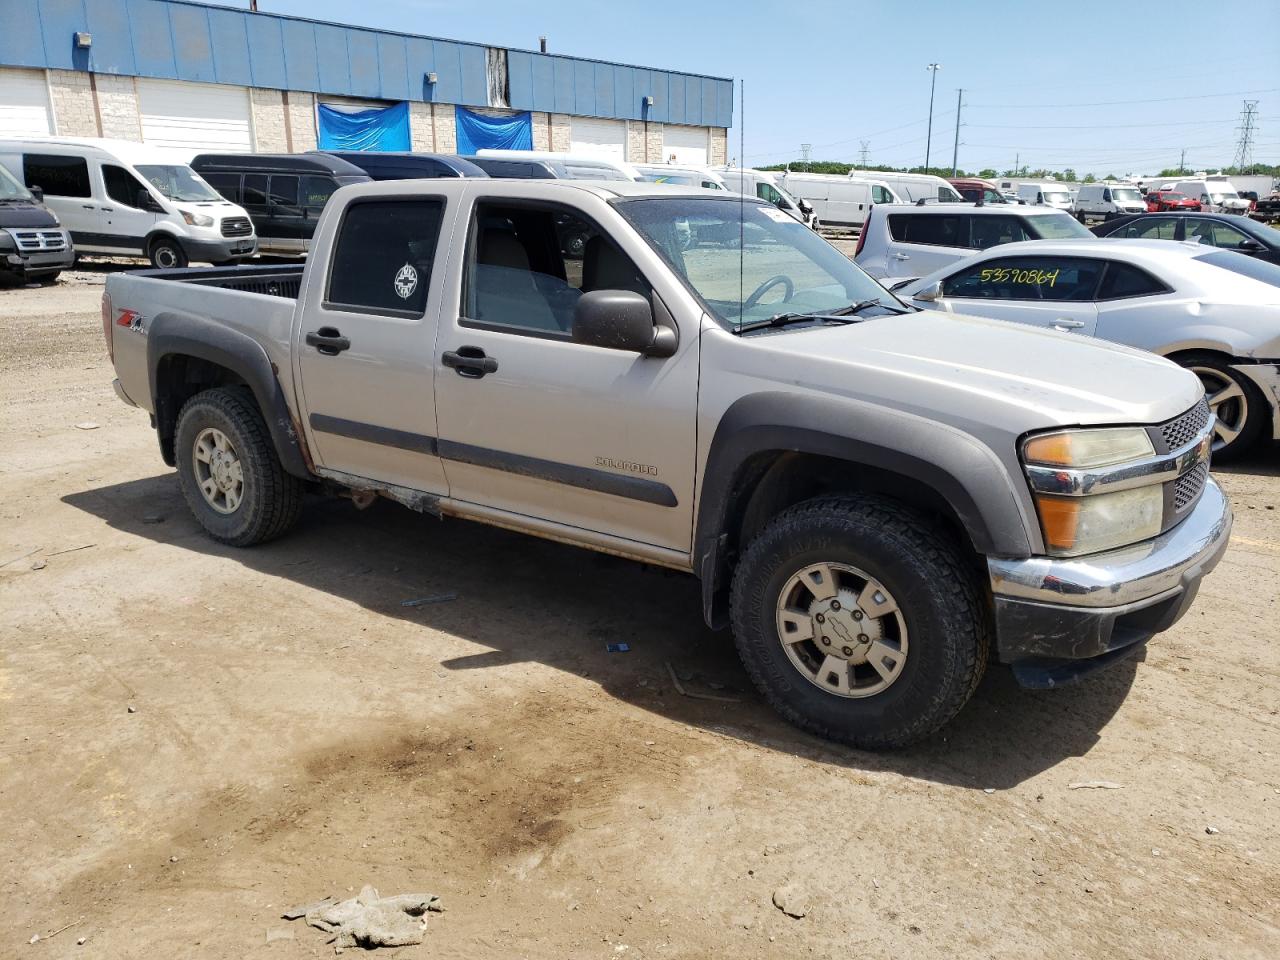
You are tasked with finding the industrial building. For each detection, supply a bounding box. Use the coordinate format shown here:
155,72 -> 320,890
0,0 -> 732,164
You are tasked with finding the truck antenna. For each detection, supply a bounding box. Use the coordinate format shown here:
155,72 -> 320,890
739,78 -> 745,329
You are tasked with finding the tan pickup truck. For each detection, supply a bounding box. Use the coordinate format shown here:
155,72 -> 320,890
103,179 -> 1231,748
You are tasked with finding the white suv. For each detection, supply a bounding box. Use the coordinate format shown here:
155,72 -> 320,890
854,203 -> 1094,279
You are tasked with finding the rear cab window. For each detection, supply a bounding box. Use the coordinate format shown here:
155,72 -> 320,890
943,256 -> 1104,301
326,198 -> 445,317
1096,262 -> 1168,299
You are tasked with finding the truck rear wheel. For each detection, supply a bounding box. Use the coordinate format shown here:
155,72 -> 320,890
729,494 -> 989,750
174,387 -> 303,546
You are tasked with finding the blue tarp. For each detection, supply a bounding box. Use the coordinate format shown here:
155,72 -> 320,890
317,101 -> 411,152
454,107 -> 533,156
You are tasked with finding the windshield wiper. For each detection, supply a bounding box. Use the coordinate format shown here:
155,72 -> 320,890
825,297 -> 915,316
735,311 -> 857,334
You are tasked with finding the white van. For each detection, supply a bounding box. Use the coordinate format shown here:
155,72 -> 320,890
716,168 -> 818,228
852,170 -> 962,205
776,171 -> 900,229
1171,178 -> 1251,215
0,137 -> 256,268
475,150 -> 640,181
632,163 -> 727,190
1073,182 -> 1146,221
1016,181 -> 1074,212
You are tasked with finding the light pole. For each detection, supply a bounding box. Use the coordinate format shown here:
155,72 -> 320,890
924,63 -> 941,172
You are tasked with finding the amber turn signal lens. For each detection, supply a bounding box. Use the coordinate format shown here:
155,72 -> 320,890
1034,495 -> 1080,552
1024,433 -> 1074,467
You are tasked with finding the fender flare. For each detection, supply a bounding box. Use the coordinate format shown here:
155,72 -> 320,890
147,311 -> 312,479
143,228 -> 184,254
694,392 -> 1035,628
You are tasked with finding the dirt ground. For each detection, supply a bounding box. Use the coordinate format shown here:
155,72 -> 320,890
2,267 -> 1278,960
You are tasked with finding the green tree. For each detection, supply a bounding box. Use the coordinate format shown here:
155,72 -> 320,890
979,168 -> 998,179
1082,173 -> 1096,183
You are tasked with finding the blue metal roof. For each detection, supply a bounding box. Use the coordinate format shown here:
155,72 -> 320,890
0,0 -> 733,127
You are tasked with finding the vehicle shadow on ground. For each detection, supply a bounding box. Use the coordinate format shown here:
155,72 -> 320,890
65,473 -> 1146,790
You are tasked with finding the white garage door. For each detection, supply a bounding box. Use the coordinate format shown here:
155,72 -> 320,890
137,79 -> 252,153
664,125 -> 709,165
0,68 -> 52,138
570,117 -> 627,161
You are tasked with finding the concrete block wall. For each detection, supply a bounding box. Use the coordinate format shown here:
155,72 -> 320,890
531,111 -> 550,151
283,91 -> 317,151
626,120 -> 646,162
550,113 -> 571,152
645,123 -> 664,164
710,127 -> 727,166
46,69 -> 97,136
408,102 -> 435,151
94,74 -> 142,140
430,103 -> 457,153
249,88 -> 288,151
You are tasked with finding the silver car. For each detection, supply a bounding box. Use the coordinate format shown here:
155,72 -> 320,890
895,239 -> 1280,458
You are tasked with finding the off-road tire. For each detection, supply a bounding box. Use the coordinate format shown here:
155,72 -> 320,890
149,236 -> 188,270
1176,352 -> 1268,461
175,387 -> 303,546
730,494 -> 990,750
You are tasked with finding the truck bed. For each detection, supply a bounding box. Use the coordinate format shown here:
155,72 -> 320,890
127,263 -> 305,299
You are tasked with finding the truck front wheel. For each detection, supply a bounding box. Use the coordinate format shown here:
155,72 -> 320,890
174,387 -> 303,546
730,495 -> 989,749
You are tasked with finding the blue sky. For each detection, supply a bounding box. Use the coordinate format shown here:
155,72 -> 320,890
212,0 -> 1279,175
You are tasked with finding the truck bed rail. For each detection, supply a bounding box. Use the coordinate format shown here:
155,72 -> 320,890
126,263 -> 305,299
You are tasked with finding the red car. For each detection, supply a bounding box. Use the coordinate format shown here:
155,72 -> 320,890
1145,190 -> 1200,213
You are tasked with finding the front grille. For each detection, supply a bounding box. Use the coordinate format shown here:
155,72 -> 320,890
1174,462 -> 1208,512
221,216 -> 253,238
1160,398 -> 1210,451
9,229 -> 67,252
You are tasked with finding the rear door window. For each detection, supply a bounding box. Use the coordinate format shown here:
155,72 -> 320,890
887,214 -> 968,247
326,199 -> 445,316
202,172 -> 241,202
242,174 -> 268,208
968,215 -> 1031,250
1116,216 -> 1177,240
23,153 -> 91,197
302,176 -> 338,214
943,256 -> 1105,301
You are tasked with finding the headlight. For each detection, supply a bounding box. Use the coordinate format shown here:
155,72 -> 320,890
1023,426 -> 1163,556
1024,427 -> 1154,469
1032,486 -> 1164,556
181,211 -> 214,227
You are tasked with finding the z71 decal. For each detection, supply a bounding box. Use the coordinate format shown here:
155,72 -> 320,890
115,308 -> 145,334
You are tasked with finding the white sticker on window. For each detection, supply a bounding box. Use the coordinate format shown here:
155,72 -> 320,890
393,263 -> 418,300
758,206 -> 797,224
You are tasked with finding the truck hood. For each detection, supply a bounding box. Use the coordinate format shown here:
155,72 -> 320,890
0,201 -> 60,228
735,309 -> 1202,436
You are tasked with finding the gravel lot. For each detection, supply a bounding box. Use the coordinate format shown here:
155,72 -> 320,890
2,266 -> 1278,959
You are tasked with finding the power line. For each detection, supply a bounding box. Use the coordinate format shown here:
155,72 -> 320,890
967,86 -> 1280,109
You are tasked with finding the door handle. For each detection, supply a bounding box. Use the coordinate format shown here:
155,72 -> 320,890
81,204 -> 96,209
442,345 -> 498,378
101,207 -> 114,213
892,253 -> 911,260
1053,318 -> 1085,330
305,326 -> 351,355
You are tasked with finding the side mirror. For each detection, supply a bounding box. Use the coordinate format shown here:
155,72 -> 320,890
137,190 -> 162,212
572,290 -> 662,355
913,280 -> 943,302
1239,238 -> 1264,252
29,185 -> 43,202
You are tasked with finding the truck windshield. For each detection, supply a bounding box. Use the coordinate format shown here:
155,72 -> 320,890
0,163 -> 34,201
1112,188 -> 1142,202
1042,191 -> 1071,204
617,197 -> 900,329
135,165 -> 222,202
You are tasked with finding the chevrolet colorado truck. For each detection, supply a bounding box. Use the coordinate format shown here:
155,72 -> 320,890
103,180 -> 1233,749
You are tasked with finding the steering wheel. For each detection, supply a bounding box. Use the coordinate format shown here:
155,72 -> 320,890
743,274 -> 795,310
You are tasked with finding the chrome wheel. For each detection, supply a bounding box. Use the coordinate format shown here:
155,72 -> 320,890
193,427 -> 244,515
1190,365 -> 1249,453
775,562 -> 909,699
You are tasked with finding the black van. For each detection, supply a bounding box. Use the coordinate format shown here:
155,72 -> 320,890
190,153 -> 370,255
0,161 -> 74,285
317,151 -> 488,181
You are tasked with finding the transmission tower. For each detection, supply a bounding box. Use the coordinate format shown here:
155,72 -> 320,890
859,140 -> 870,167
800,142 -> 812,166
1233,100 -> 1258,173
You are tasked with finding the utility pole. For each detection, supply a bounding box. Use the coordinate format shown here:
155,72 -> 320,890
858,140 -> 870,168
1233,100 -> 1258,174
1014,152 -> 1019,178
924,63 -> 941,171
1179,147 -> 1186,174
951,88 -> 963,177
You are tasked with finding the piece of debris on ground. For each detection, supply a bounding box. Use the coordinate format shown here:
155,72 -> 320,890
284,885 -> 443,951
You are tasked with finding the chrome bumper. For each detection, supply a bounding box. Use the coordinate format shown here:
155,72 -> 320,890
987,478 -> 1232,685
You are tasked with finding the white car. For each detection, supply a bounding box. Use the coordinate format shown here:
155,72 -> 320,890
893,239 -> 1280,458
